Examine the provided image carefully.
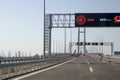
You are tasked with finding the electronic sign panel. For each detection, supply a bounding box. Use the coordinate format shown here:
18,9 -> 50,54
77,42 -> 104,46
75,13 -> 120,27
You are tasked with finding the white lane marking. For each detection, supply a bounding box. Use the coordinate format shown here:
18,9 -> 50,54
89,67 -> 94,72
102,60 -> 117,66
84,57 -> 94,73
102,60 -> 107,63
111,63 -> 117,65
84,58 -> 90,65
11,58 -> 76,80
87,62 -> 90,65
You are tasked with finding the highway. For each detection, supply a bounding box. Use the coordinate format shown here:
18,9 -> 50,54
10,55 -> 120,80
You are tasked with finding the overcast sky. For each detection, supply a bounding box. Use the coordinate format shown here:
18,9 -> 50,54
0,0 -> 120,56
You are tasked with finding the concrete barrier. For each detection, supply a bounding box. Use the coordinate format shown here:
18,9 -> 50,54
0,56 -> 73,80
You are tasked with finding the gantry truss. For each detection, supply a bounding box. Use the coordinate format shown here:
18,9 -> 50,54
51,14 -> 75,28
69,42 -> 114,55
44,14 -> 76,57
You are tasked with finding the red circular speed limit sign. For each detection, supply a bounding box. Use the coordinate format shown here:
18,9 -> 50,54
76,15 -> 86,25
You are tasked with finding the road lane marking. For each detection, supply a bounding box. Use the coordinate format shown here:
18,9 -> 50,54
11,58 -> 76,80
89,67 -> 93,72
111,63 -> 117,65
102,60 -> 117,66
84,57 -> 94,73
84,58 -> 90,65
102,60 -> 107,63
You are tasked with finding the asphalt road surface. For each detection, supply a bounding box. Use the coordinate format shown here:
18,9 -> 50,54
11,55 -> 120,80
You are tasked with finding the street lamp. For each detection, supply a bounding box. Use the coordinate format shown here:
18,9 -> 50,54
43,0 -> 46,59
99,36 -> 103,54
64,28 -> 66,54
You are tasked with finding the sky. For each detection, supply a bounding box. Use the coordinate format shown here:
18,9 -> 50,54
0,0 -> 120,56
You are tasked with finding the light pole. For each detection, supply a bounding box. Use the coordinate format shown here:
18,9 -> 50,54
99,36 -> 103,54
70,28 -> 72,54
53,39 -> 55,54
101,36 -> 103,55
43,0 -> 46,59
64,28 -> 66,54
84,27 -> 86,54
78,28 -> 80,54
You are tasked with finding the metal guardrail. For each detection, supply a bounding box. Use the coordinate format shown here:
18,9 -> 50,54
0,57 -> 40,64
0,56 -> 74,80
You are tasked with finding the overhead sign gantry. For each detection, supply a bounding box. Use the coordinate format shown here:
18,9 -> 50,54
44,13 -> 120,58
69,42 -> 114,55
